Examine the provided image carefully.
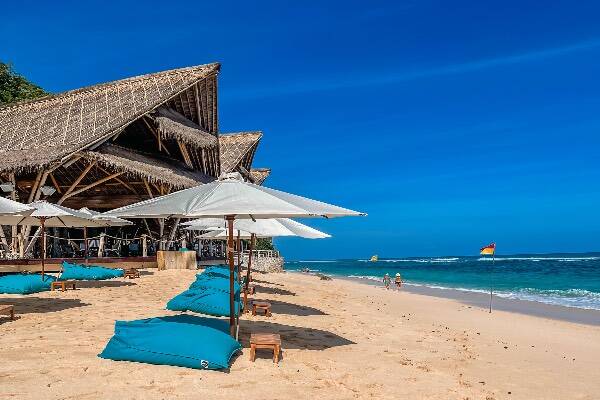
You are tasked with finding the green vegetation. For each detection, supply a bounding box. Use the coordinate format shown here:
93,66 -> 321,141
0,62 -> 47,105
255,237 -> 275,251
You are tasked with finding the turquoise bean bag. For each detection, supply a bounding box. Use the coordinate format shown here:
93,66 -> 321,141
202,265 -> 237,280
189,274 -> 241,293
59,261 -> 124,281
166,287 -> 241,317
99,315 -> 241,370
0,273 -> 56,294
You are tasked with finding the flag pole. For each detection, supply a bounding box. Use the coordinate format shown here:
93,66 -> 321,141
489,249 -> 494,313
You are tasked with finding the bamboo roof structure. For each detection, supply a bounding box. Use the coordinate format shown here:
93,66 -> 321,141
219,131 -> 262,174
0,63 -> 220,172
249,168 -> 271,185
0,62 -> 271,217
82,144 -> 214,188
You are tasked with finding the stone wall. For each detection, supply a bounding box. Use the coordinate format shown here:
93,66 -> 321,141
243,255 -> 284,273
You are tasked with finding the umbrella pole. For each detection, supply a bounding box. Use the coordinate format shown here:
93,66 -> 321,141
243,233 -> 255,312
226,216 -> 236,337
40,218 -> 46,281
236,230 -> 241,284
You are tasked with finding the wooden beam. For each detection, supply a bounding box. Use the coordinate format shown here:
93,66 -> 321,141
62,171 -> 123,200
143,179 -> 154,198
48,172 -> 62,194
178,141 -> 193,168
142,117 -> 171,156
96,165 -> 137,194
194,83 -> 203,127
58,161 -> 96,204
26,170 -> 43,203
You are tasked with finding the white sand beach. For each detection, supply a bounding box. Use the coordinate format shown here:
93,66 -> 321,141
1,269 -> 599,400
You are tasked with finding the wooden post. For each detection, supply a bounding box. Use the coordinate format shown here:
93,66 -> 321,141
83,227 -> 88,264
18,232 -> 24,258
40,218 -> 46,280
142,234 -> 148,257
244,233 -> 255,312
236,230 -> 241,283
98,233 -> 105,257
226,216 -> 236,337
246,234 -> 255,287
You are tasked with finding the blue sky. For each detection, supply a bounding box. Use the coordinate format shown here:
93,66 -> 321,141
2,1 -> 600,259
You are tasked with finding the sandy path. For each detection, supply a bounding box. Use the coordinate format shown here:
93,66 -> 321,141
0,270 -> 598,399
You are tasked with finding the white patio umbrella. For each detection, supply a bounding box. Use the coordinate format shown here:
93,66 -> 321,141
0,197 -> 34,224
105,172 -> 365,335
185,217 -> 330,289
182,217 -> 332,239
79,207 -> 133,227
20,201 -> 111,279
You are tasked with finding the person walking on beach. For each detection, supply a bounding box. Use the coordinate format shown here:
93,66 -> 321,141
394,273 -> 402,290
383,273 -> 391,289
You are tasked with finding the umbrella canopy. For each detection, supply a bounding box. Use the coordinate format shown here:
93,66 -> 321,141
19,201 -> 112,228
0,197 -> 34,224
183,217 -> 331,239
195,229 -> 254,240
104,172 -> 365,219
79,207 -> 133,227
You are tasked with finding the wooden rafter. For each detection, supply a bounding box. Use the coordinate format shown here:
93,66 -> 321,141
58,161 -> 96,204
62,171 -> 124,200
48,172 -> 62,194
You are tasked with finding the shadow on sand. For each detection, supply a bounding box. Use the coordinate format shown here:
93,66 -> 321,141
251,298 -> 327,316
238,320 -> 354,350
251,279 -> 285,287
76,280 -> 137,289
253,285 -> 296,296
0,297 -> 89,318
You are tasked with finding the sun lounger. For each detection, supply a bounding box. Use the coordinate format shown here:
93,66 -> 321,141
0,304 -> 15,320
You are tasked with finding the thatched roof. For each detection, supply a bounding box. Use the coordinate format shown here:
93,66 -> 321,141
152,106 -> 217,149
249,168 -> 271,185
219,131 -> 262,173
82,143 -> 214,188
0,63 -> 220,171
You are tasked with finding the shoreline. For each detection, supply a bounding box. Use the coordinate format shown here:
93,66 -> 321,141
289,271 -> 600,326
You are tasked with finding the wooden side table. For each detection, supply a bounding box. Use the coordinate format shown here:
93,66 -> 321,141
0,305 -> 14,320
252,301 -> 272,317
51,280 -> 76,292
250,333 -> 281,363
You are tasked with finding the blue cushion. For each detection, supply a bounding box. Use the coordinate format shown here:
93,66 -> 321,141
166,287 -> 241,317
0,273 -> 56,294
189,274 -> 241,293
59,261 -> 124,281
201,265 -> 238,280
98,315 -> 241,370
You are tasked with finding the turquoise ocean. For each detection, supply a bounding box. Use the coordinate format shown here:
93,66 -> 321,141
285,253 -> 600,311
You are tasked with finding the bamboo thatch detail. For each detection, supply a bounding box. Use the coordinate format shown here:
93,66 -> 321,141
152,106 -> 217,149
249,168 -> 271,185
0,63 -> 220,171
81,144 -> 214,189
219,131 -> 262,173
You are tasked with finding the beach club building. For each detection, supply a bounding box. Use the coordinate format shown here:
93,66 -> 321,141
0,63 -> 271,270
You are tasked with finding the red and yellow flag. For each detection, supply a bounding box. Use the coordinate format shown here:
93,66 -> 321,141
480,243 -> 496,255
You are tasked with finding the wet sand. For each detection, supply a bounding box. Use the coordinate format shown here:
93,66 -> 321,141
1,269 -> 599,399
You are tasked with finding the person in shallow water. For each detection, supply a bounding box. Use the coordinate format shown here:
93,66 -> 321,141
383,273 -> 391,289
394,273 -> 402,289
